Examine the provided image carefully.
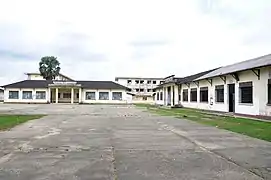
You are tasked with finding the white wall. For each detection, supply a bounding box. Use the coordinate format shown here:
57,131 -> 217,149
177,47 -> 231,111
178,67 -> 271,116
0,91 -> 4,101
81,89 -> 131,104
4,88 -> 49,103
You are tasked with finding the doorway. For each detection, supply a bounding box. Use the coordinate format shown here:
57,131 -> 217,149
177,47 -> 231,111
228,84 -> 235,112
172,86 -> 175,106
167,86 -> 171,106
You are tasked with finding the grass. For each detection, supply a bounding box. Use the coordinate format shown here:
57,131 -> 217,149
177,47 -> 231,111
135,104 -> 271,142
0,114 -> 44,130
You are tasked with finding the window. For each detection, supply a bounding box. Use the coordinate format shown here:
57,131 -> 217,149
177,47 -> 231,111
58,93 -> 61,98
112,92 -> 122,100
136,89 -> 139,92
147,80 -> 151,84
140,80 -> 144,84
147,89 -> 152,92
200,87 -> 208,102
140,89 -> 144,92
239,82 -> 253,103
156,92 -> 159,100
76,93 -> 79,99
143,97 -> 147,100
215,85 -> 224,103
86,92 -> 96,100
190,88 -> 197,102
63,93 -> 71,98
22,91 -> 32,99
36,91 -> 46,99
160,81 -> 164,84
9,91 -> 19,99
127,80 -> 132,83
99,92 -> 109,100
153,81 -> 156,84
135,80 -> 139,84
183,89 -> 188,102
268,79 -> 271,104
160,92 -> 163,100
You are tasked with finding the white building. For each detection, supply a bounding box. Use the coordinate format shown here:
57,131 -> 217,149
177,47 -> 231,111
115,77 -> 164,103
3,73 -> 131,104
155,54 -> 271,117
0,87 -> 4,102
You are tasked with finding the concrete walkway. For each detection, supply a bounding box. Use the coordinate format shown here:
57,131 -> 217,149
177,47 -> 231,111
0,104 -> 270,180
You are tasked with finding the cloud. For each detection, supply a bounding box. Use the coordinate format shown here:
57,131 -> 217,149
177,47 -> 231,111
0,0 -> 271,86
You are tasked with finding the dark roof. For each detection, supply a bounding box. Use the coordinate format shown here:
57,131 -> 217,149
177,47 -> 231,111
3,80 -> 129,90
115,77 -> 163,81
197,53 -> 271,80
77,81 -> 129,90
3,80 -> 52,88
176,68 -> 219,84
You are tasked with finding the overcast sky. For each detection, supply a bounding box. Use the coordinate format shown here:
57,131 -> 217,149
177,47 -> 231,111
0,0 -> 271,85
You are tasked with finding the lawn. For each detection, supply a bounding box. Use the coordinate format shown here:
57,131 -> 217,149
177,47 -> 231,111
135,104 -> 271,142
0,114 -> 44,130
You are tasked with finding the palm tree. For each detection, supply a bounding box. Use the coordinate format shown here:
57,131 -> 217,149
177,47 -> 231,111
39,56 -> 61,80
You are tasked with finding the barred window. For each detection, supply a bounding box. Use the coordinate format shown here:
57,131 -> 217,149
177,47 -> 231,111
190,88 -> 197,102
86,92 -> 96,100
112,92 -> 122,100
22,91 -> 32,99
9,91 -> 19,99
183,89 -> 188,102
99,92 -> 109,100
200,87 -> 208,102
36,91 -> 46,99
215,85 -> 224,103
239,82 -> 253,103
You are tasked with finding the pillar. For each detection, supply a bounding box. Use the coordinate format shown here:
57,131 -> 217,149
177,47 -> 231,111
55,88 -> 58,104
71,88 -> 74,104
48,88 -> 51,103
170,86 -> 175,106
79,88 -> 82,103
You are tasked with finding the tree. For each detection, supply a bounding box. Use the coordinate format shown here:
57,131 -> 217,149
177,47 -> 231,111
39,56 -> 61,80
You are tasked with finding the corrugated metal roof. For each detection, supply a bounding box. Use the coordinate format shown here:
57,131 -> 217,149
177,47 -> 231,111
196,54 -> 271,80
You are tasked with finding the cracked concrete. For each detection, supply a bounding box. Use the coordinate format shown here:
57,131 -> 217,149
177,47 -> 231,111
0,104 -> 270,179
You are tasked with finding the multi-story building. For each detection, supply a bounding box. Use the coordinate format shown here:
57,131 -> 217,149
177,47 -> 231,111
115,77 -> 164,103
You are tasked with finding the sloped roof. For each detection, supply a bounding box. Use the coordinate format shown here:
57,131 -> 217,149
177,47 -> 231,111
26,72 -> 74,81
3,80 -> 129,90
176,68 -> 218,84
197,54 -> 271,80
3,80 -> 52,88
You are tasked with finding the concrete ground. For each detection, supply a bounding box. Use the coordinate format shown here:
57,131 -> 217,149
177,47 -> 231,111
0,104 -> 270,180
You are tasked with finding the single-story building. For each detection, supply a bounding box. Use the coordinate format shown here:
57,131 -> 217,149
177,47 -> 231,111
2,73 -> 131,104
154,53 -> 271,116
0,87 -> 4,102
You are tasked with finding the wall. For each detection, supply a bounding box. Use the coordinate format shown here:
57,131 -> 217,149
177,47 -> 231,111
4,88 -> 49,103
81,89 -> 131,104
154,83 -> 179,106
154,88 -> 164,105
178,67 -> 270,116
0,90 -> 3,101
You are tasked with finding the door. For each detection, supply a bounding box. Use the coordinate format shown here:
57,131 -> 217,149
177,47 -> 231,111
172,86 -> 175,106
228,84 -> 235,112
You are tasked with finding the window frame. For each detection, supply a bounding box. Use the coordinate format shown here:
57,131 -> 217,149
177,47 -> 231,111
112,92 -> 122,100
190,88 -> 197,102
99,92 -> 109,100
200,87 -> 208,103
8,91 -> 19,99
215,85 -> 224,103
268,79 -> 271,105
182,89 -> 188,102
22,91 -> 33,99
85,92 -> 96,100
239,82 -> 253,104
36,91 -> 46,99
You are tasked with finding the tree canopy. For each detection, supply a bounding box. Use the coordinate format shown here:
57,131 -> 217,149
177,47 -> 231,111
39,56 -> 61,80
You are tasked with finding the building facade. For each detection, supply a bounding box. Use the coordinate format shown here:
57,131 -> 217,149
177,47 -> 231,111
115,77 -> 164,103
3,73 -> 131,104
0,87 -> 3,102
154,54 -> 271,116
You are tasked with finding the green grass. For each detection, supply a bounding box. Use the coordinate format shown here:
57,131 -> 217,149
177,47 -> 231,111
0,114 -> 44,130
135,104 -> 271,142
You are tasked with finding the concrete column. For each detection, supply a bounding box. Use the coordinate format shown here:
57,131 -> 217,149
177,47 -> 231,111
174,85 -> 179,104
48,88 -> 51,103
171,86 -> 174,106
71,88 -> 74,104
79,88 -> 82,103
55,88 -> 58,103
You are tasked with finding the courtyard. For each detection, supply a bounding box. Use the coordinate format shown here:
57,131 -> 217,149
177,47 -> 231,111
0,104 -> 270,179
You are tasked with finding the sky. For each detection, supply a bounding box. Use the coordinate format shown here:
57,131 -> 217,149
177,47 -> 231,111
0,0 -> 271,85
